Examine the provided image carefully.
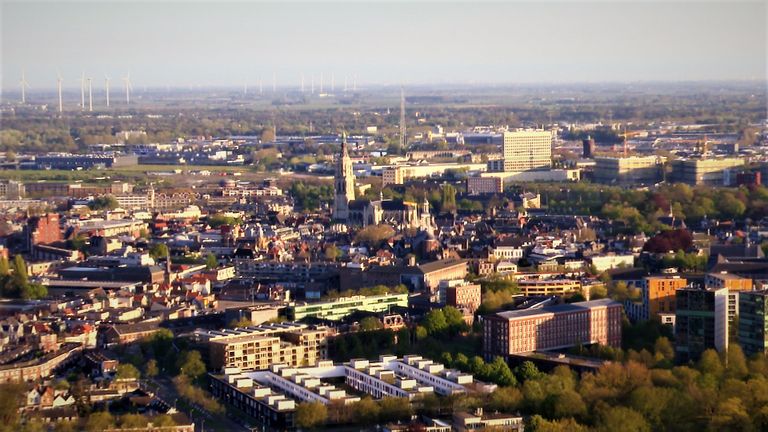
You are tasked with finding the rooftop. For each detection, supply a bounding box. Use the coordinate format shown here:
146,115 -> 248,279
495,298 -> 620,320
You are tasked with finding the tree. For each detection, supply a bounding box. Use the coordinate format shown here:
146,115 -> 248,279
151,415 -> 177,427
145,359 -> 159,378
295,402 -> 328,429
489,356 -> 517,386
0,256 -> 9,278
442,306 -> 467,331
423,309 -> 448,334
698,349 -> 724,377
359,316 -> 383,331
596,406 -> 650,432
88,196 -> 119,211
725,345 -> 748,380
10,255 -> 28,288
717,192 -> 746,219
148,243 -> 169,260
176,350 -> 206,380
354,224 -> 395,246
229,317 -> 253,328
352,397 -> 381,425
260,127 -> 276,144
550,390 -> 587,419
0,383 -> 25,429
414,326 -> 428,340
2,255 -> 47,300
489,386 -> 523,412
710,397 -> 752,431
516,361 -> 544,382
324,245 -> 342,262
378,397 -> 412,422
116,363 -> 141,380
120,414 -> 148,429
528,415 -> 588,432
441,184 -> 457,214
653,337 -> 674,364
85,412 -> 115,432
53,421 -> 76,432
205,253 -> 218,269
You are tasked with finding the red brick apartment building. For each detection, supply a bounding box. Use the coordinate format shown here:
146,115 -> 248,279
24,213 -> 62,251
483,298 -> 622,359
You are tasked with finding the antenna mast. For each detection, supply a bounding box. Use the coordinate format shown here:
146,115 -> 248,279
399,87 -> 406,151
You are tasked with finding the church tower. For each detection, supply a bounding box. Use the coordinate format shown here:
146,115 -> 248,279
333,132 -> 356,220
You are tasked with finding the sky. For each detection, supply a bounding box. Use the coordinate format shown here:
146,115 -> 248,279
1,0 -> 766,90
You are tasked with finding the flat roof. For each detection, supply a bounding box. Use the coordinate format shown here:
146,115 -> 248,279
495,298 -> 620,320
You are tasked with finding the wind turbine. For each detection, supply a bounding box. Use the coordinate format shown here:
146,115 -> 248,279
80,72 -> 86,110
56,71 -> 63,113
123,73 -> 132,104
87,77 -> 93,111
19,70 -> 30,104
104,75 -> 111,107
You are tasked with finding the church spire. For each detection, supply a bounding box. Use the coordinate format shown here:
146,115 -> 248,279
333,130 -> 356,221
341,131 -> 349,156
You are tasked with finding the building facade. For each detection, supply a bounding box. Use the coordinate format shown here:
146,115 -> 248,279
625,276 -> 688,323
593,156 -> 662,185
198,323 -> 329,371
738,290 -> 768,357
467,177 -> 503,195
25,213 -> 62,252
483,299 -> 622,359
674,288 -> 729,362
285,293 -> 409,321
498,130 -> 553,172
445,282 -> 481,314
670,158 -> 745,186
516,279 -> 583,297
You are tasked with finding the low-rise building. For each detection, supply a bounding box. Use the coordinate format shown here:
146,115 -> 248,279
285,293 -> 409,321
594,156 -> 662,185
100,321 -> 162,346
444,281 -> 481,314
467,177 -> 503,195
453,408 -> 524,432
516,279 -> 582,297
0,343 -> 82,383
670,157 -> 746,186
401,259 -> 468,303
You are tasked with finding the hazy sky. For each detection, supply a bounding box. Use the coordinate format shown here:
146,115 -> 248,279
1,0 -> 766,89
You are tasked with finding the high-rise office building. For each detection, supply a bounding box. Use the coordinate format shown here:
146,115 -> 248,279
582,136 -> 595,158
499,130 -> 552,172
675,288 -> 728,362
738,290 -> 768,357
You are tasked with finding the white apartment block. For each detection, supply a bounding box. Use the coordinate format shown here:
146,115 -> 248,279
491,246 -> 524,261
